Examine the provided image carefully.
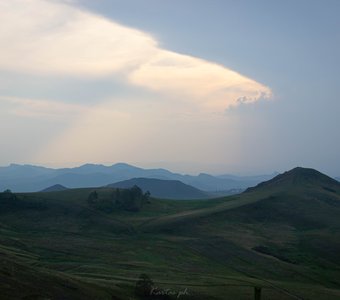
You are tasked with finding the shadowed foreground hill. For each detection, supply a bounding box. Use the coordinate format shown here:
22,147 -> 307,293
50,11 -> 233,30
0,167 -> 340,299
0,250 -> 117,300
108,177 -> 211,199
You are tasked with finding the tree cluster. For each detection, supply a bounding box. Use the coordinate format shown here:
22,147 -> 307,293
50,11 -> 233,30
114,186 -> 150,212
0,189 -> 17,201
87,186 -> 150,212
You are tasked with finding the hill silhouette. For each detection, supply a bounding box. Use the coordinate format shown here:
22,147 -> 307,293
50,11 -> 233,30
40,184 -> 68,192
108,177 -> 210,199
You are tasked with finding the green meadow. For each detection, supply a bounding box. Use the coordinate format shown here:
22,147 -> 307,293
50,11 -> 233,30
1,168 -> 340,299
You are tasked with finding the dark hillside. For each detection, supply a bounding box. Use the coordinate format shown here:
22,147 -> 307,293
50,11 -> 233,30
246,167 -> 340,192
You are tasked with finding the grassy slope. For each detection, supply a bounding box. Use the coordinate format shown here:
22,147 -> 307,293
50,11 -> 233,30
1,169 -> 340,299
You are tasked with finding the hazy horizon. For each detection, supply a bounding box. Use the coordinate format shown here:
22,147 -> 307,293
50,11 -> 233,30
1,160 -> 339,179
1,0 -> 339,177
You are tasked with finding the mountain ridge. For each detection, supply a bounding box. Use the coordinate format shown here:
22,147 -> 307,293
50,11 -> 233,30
0,163 -> 276,193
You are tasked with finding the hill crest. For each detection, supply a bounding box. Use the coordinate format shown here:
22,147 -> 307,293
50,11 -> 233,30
246,167 -> 340,193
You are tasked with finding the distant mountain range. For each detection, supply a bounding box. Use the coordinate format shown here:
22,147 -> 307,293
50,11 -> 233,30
108,178 -> 210,200
0,163 -> 278,193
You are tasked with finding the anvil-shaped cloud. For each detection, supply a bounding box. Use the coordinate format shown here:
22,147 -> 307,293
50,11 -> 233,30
0,0 -> 271,112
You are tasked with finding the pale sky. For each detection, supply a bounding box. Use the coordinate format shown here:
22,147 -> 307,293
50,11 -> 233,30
0,0 -> 339,176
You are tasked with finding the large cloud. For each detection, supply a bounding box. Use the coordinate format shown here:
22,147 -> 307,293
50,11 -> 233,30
0,0 -> 271,112
0,0 -> 273,167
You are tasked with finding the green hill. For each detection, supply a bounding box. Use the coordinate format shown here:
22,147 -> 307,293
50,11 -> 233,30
0,167 -> 340,299
246,167 -> 340,192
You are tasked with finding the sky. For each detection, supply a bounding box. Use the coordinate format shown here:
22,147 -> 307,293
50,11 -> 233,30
0,0 -> 339,176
